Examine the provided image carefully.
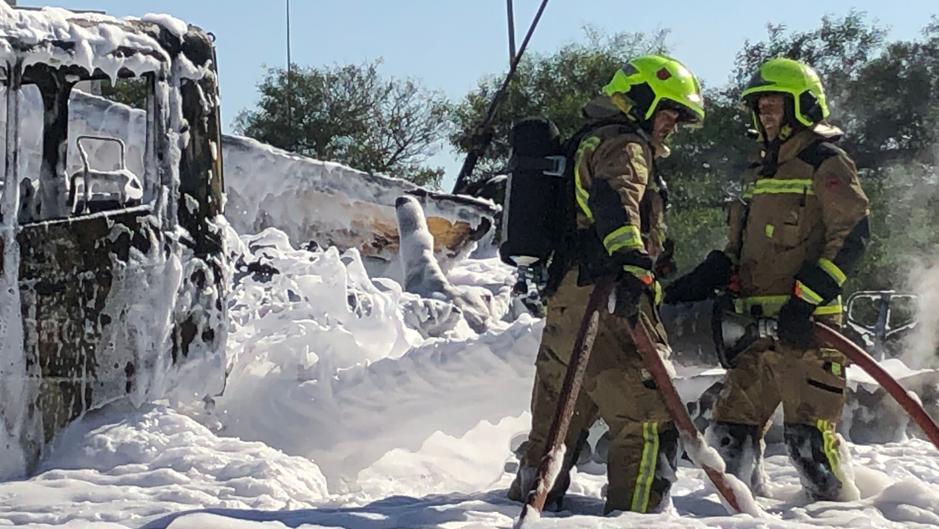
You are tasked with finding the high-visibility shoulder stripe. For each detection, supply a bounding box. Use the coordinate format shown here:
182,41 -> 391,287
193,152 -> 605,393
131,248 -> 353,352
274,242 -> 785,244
818,258 -> 847,287
631,421 -> 660,513
603,224 -> 643,254
574,136 -> 601,220
743,178 -> 814,199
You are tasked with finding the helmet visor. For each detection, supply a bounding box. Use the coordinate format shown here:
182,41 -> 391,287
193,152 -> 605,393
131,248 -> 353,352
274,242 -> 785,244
658,98 -> 704,128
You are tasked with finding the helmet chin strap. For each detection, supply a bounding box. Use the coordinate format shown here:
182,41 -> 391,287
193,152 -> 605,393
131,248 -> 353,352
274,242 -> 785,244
751,94 -> 804,146
778,96 -> 805,141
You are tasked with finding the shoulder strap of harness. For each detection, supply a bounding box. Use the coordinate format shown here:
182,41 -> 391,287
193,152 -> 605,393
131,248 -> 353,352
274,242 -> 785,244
565,117 -> 639,155
570,119 -> 663,209
796,140 -> 845,171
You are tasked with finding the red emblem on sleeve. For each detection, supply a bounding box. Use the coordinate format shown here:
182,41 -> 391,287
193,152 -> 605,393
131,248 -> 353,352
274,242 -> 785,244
824,175 -> 843,191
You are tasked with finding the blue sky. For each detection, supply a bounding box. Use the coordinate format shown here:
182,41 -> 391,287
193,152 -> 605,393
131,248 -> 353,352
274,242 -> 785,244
23,1 -> 939,188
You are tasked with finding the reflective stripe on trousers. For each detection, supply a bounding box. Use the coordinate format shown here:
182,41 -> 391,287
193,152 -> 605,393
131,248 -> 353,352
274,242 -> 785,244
816,419 -> 842,481
631,421 -> 660,513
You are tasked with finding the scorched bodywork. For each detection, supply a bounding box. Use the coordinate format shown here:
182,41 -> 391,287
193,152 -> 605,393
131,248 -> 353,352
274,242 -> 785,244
0,6 -> 228,473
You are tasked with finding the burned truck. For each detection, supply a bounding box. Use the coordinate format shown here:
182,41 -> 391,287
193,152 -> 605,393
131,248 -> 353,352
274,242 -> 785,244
0,6 -> 227,473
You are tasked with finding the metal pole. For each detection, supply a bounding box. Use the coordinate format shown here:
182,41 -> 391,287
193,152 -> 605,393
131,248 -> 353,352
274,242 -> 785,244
453,0 -> 550,193
506,0 -> 516,66
286,0 -> 293,133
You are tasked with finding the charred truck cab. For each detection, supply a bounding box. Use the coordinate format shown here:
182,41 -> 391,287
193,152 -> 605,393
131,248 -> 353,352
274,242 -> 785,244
0,7 -> 227,473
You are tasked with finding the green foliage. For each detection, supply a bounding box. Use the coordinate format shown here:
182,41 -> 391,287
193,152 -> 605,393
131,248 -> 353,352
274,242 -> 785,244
449,27 -> 669,182
657,92 -> 752,272
97,76 -> 150,109
843,19 -> 939,168
236,61 -> 450,188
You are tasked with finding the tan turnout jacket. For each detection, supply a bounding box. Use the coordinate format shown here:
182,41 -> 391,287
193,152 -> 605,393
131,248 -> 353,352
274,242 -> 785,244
726,127 -> 870,316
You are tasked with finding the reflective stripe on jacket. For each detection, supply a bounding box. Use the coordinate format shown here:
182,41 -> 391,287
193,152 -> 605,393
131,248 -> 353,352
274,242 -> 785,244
574,96 -> 668,269
726,127 -> 870,316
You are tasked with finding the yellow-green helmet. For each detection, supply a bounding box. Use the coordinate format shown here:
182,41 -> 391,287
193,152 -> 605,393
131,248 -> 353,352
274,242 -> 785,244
740,57 -> 829,127
602,54 -> 705,127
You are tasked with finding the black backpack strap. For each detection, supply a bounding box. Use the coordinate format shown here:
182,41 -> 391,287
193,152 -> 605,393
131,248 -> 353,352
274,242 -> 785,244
507,155 -> 567,177
797,141 -> 844,170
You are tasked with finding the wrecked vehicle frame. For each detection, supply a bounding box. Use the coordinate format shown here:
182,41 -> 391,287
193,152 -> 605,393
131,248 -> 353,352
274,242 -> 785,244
0,8 -> 227,471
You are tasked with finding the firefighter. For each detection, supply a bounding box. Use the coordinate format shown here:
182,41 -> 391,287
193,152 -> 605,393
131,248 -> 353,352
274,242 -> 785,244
665,57 -> 870,501
507,55 -> 705,514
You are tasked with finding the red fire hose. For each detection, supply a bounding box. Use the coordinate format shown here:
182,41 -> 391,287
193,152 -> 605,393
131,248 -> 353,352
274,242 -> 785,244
815,322 -> 939,450
630,319 -> 746,514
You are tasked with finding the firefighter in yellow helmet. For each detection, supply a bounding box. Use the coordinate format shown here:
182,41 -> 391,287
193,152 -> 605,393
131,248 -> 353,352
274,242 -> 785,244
507,55 -> 705,514
665,57 -> 870,501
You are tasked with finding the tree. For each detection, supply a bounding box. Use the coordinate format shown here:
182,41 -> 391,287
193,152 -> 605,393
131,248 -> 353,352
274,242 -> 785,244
843,17 -> 939,169
96,76 -> 150,109
449,27 -> 669,187
236,61 -> 450,188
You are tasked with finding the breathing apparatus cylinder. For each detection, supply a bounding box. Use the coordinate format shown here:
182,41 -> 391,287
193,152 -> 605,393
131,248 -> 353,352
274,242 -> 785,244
499,117 -> 568,269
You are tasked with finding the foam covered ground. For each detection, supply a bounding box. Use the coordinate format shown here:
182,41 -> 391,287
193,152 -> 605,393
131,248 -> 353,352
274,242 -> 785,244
1,229 -> 938,529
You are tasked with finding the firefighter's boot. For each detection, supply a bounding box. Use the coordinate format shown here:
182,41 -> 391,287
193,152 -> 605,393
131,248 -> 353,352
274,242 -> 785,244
507,428 -> 590,510
784,422 -> 848,501
707,421 -> 767,495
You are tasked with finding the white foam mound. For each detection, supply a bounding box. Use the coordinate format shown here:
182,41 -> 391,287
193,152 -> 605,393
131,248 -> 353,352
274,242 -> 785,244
846,358 -> 935,388
396,195 -> 495,332
872,479 -> 939,525
356,413 -> 530,498
218,228 -> 534,490
0,403 -> 327,527
140,13 -> 189,38
5,225 -> 939,528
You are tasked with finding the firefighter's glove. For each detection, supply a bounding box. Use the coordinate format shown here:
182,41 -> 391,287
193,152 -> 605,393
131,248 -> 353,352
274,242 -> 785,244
612,271 -> 649,318
663,250 -> 733,304
776,297 -> 817,349
654,239 -> 678,279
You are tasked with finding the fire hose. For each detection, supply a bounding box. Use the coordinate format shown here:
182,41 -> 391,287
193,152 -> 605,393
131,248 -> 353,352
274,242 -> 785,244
516,278 -> 748,527
715,307 -> 939,451
814,322 -> 939,450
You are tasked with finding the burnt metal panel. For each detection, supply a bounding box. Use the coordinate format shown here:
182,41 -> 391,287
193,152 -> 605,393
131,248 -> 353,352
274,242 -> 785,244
2,12 -> 229,470
17,207 -> 158,442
